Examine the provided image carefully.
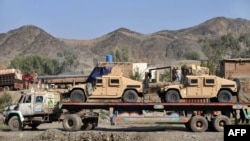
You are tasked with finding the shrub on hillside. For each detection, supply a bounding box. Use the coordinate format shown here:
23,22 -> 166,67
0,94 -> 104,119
0,92 -> 12,112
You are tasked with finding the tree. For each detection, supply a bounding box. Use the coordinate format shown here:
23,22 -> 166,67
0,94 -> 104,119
130,67 -> 143,81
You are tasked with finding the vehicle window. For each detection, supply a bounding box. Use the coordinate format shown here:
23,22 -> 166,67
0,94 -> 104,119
25,95 -> 32,103
204,78 -> 215,86
96,78 -> 103,85
36,96 -> 43,103
110,79 -> 119,85
188,78 -> 198,85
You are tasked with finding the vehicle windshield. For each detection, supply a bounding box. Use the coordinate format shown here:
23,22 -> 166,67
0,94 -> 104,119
17,95 -> 24,104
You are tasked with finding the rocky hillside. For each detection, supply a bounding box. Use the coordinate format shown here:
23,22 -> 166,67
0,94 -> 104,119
0,17 -> 250,74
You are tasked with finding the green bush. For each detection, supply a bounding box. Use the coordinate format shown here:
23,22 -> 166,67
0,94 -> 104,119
0,92 -> 12,113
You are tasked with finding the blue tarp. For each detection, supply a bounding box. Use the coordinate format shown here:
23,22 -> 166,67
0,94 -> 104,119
86,66 -> 112,83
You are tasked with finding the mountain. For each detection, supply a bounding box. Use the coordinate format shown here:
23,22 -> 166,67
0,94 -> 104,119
0,17 -> 250,74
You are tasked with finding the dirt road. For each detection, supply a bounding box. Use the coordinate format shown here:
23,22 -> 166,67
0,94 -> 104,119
0,122 -> 224,141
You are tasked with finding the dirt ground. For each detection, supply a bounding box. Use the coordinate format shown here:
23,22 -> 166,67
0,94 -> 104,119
0,122 -> 223,141
0,89 -> 224,141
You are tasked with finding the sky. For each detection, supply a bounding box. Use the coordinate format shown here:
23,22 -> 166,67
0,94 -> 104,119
0,0 -> 250,40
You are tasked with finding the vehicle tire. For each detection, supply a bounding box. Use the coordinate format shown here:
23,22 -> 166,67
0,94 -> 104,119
70,90 -> 86,102
164,90 -> 180,103
189,115 -> 208,132
63,114 -> 82,131
233,78 -> 241,94
122,90 -> 138,102
8,116 -> 23,131
3,86 -> 10,91
212,115 -> 230,132
217,90 -> 232,102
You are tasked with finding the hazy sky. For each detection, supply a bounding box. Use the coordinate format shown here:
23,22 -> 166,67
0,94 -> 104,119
0,0 -> 249,39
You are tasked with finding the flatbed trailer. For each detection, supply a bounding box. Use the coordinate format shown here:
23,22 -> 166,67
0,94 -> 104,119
60,102 -> 250,132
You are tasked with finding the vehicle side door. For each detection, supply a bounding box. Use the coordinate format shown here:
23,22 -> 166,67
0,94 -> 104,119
18,95 -> 34,116
92,77 -> 107,96
186,77 -> 202,98
106,77 -> 122,96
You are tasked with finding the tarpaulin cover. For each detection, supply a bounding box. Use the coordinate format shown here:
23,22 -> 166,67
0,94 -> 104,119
86,66 -> 112,83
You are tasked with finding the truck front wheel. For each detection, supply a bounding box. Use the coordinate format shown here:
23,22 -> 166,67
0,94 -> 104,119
8,116 -> 23,131
63,114 -> 82,131
70,90 -> 86,102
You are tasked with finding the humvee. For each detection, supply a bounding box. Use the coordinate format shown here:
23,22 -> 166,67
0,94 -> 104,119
157,64 -> 240,103
67,66 -> 145,103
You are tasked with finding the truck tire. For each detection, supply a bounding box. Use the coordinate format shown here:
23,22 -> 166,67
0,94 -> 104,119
189,115 -> 208,132
3,86 -> 10,91
165,90 -> 180,103
63,114 -> 82,131
122,90 -> 138,102
217,90 -> 232,102
212,115 -> 230,132
8,116 -> 23,131
70,90 -> 86,102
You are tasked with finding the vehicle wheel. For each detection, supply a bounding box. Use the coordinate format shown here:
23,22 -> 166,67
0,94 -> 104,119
70,90 -> 86,102
189,115 -> 208,132
165,90 -> 180,103
28,123 -> 40,129
3,86 -> 10,91
63,114 -> 82,131
8,116 -> 23,131
122,90 -> 138,102
212,115 -> 230,132
217,90 -> 232,102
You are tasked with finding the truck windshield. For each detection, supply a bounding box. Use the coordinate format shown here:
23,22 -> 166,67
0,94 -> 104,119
17,95 -> 24,104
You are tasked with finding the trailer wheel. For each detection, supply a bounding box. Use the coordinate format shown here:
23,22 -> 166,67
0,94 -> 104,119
212,115 -> 230,132
8,116 -> 23,131
165,90 -> 180,103
63,114 -> 82,131
217,90 -> 232,102
70,90 -> 86,102
189,116 -> 208,132
122,90 -> 138,102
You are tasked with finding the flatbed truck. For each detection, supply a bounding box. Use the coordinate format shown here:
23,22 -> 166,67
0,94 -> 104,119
2,90 -> 250,132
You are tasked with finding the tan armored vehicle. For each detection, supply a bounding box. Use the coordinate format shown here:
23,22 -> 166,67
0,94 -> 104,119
67,65 -> 145,103
157,64 -> 240,103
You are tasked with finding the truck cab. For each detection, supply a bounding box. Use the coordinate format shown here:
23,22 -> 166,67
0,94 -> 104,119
3,89 -> 61,131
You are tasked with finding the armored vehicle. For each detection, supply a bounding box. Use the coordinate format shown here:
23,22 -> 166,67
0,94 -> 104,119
67,65 -> 145,103
157,64 -> 240,103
